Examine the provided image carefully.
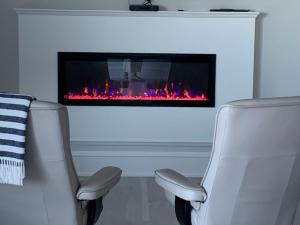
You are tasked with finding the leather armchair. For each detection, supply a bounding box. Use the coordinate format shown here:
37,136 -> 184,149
155,97 -> 300,225
0,100 -> 122,225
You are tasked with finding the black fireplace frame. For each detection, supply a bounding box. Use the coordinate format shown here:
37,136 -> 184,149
58,52 -> 216,107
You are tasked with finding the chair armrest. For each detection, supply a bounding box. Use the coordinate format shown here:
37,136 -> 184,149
77,166 -> 122,201
155,169 -> 207,202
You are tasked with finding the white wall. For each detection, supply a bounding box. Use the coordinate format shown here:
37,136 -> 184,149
1,0 -> 300,96
12,0 -> 300,98
18,12 -> 256,143
0,0 -> 19,92
0,0 -> 298,100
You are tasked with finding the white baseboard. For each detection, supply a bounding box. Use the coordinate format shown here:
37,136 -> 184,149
71,140 -> 212,177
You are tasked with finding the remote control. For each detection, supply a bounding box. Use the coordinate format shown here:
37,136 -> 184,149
210,9 -> 250,12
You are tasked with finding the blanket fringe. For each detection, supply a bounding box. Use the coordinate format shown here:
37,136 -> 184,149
0,159 -> 25,186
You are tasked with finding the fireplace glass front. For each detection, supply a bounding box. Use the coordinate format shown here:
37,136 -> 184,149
58,52 -> 216,107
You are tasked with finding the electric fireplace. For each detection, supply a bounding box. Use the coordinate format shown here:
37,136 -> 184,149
58,52 -> 216,107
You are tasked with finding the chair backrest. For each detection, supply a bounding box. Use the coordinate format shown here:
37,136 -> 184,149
196,97 -> 300,225
0,101 -> 83,225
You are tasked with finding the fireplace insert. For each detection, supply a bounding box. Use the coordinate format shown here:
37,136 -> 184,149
58,52 -> 216,107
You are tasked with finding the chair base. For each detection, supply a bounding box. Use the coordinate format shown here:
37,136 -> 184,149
175,196 -> 192,225
86,197 -> 103,225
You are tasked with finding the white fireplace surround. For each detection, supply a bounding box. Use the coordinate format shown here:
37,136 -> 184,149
17,9 -> 259,176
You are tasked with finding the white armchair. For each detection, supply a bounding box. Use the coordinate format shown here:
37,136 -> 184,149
155,97 -> 300,225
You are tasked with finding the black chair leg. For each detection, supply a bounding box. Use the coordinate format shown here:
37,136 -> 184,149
86,197 -> 103,225
175,196 -> 192,225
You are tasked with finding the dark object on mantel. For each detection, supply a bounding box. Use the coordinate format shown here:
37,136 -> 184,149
129,4 -> 159,11
129,0 -> 159,11
210,9 -> 251,12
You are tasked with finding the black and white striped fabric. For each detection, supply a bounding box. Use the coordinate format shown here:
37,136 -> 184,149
0,93 -> 34,186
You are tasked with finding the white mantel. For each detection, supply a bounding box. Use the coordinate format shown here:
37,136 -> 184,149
17,9 -> 259,176
16,8 -> 259,17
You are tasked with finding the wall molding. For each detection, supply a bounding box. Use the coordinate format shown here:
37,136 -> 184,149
71,140 -> 212,177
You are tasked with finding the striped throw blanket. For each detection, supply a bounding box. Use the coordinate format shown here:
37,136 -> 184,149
0,93 -> 34,186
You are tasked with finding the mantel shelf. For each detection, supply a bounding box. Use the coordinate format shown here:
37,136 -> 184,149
15,8 -> 259,18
